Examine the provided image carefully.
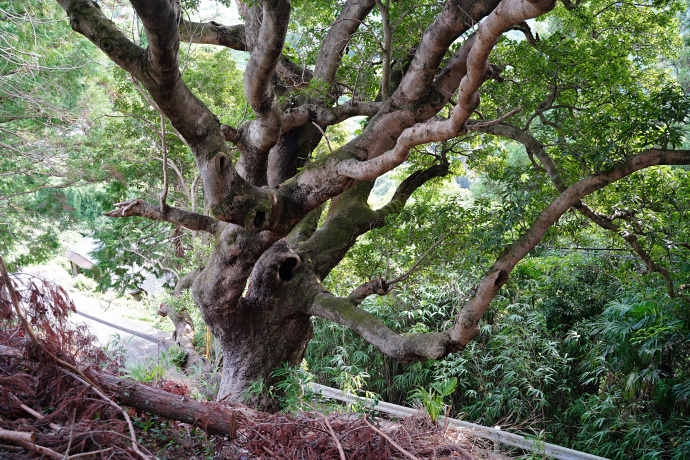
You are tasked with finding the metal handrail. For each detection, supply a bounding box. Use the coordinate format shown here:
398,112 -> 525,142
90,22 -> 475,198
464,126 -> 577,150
309,383 -> 609,460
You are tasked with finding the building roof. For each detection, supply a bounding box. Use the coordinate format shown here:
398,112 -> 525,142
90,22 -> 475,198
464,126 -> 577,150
65,236 -> 100,269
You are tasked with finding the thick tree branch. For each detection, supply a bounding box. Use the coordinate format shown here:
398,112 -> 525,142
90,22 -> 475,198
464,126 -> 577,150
375,162 -> 450,219
104,199 -> 221,235
275,55 -> 314,89
58,0 -> 283,231
313,0 -> 377,87
178,20 -> 246,49
235,0 -> 291,185
431,34 -> 479,102
393,0 -> 502,105
347,278 -> 390,304
215,0 -> 537,233
128,0 -> 180,82
338,0 -> 553,181
281,101 -> 382,133
178,19 -> 312,90
509,21 -> 539,47
250,0 -> 377,189
55,0 -> 148,83
296,182 -> 378,278
451,149 -> 690,346
472,121 -> 688,299
265,99 -> 380,187
297,161 -> 449,282
287,205 -> 325,246
309,291 -> 455,362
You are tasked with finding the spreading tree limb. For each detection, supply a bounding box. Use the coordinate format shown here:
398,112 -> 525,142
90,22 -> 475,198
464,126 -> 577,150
451,149 -> 690,345
178,19 -> 313,90
471,121 -> 690,300
309,149 -> 690,360
178,20 -> 246,50
58,0 -> 286,230
300,161 -> 449,280
281,101 -> 382,133
313,0 -> 377,87
309,290 -> 456,362
236,0 -> 291,185
336,0 -> 554,180
104,199 -> 221,235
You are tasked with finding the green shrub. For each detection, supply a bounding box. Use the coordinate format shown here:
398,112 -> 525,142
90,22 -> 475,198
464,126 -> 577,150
73,273 -> 98,292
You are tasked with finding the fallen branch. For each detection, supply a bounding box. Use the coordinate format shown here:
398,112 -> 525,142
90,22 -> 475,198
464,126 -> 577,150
95,372 -> 248,437
0,340 -> 247,438
363,415 -> 420,460
318,412 -> 346,460
0,428 -> 63,459
0,344 -> 23,358
68,448 -> 115,459
10,394 -> 62,432
61,369 -> 153,460
0,259 -> 92,383
0,256 -> 151,460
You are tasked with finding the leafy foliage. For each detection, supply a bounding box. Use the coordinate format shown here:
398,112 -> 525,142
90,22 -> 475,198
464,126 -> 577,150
409,377 -> 457,422
0,1 -> 107,269
310,170 -> 689,458
5,1 -> 690,458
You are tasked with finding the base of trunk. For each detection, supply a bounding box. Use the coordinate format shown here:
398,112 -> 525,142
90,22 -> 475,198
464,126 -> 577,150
217,311 -> 313,411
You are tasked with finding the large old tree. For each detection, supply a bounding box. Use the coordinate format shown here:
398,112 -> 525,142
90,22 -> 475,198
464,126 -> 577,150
53,0 -> 690,404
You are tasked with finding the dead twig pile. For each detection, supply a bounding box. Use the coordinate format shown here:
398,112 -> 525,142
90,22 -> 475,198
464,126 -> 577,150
0,259 -> 485,459
0,259 -> 150,459
228,410 -> 478,459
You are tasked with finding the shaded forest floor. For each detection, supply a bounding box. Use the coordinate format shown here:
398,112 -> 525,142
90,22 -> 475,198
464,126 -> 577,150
0,269 -> 506,459
0,341 -> 498,459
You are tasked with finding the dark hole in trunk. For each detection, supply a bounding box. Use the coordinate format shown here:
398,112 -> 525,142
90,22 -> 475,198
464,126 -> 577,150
254,211 -> 266,229
216,153 -> 228,171
279,257 -> 298,281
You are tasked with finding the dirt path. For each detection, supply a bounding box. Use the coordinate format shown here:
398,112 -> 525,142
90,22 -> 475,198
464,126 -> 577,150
22,265 -> 170,366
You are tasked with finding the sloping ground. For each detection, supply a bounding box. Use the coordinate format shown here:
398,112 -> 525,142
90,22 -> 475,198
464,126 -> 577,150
23,264 -> 170,366
0,268 -> 500,459
0,337 -> 494,459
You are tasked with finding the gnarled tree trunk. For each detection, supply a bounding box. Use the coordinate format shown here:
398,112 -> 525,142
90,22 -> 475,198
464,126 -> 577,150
192,239 -> 317,405
55,0 -> 690,409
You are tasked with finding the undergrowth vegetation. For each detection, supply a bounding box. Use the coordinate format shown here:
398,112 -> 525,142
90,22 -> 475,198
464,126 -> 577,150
305,249 -> 690,459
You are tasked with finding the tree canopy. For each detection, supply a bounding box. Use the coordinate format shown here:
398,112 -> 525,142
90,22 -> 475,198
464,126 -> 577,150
5,0 -> 685,415
0,0 -> 100,266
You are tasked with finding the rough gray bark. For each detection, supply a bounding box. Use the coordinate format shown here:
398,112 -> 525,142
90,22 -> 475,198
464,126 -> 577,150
55,0 -> 690,407
157,267 -> 209,372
